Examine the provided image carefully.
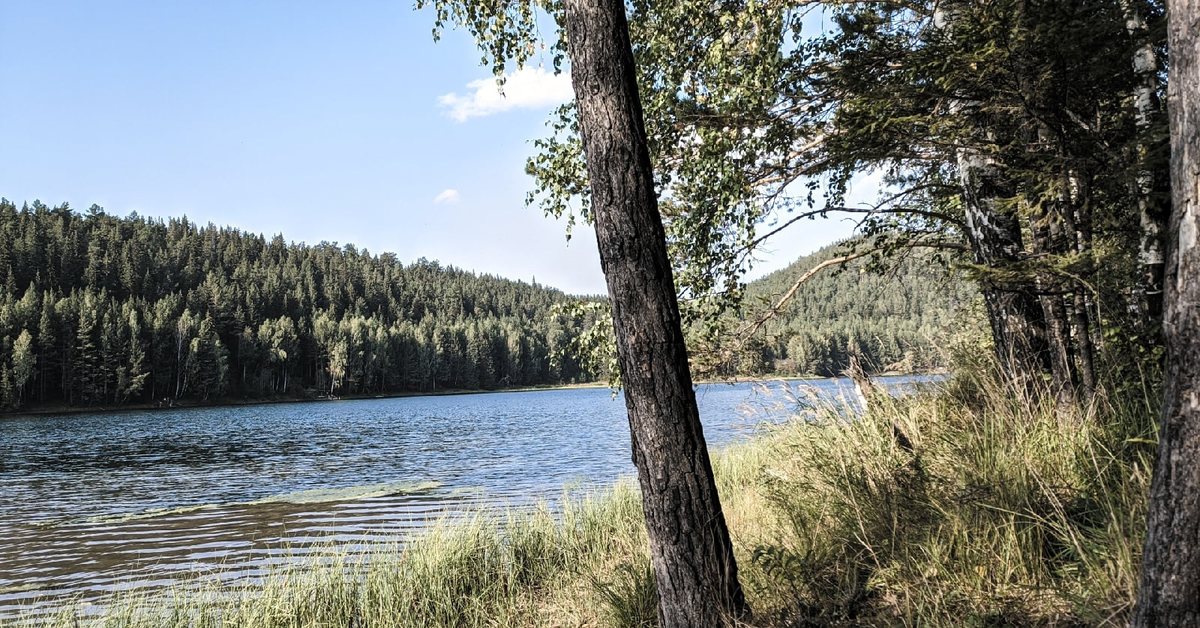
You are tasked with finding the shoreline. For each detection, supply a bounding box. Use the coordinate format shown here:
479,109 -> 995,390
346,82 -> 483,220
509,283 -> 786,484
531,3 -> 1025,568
0,371 -> 944,421
0,381 -> 612,420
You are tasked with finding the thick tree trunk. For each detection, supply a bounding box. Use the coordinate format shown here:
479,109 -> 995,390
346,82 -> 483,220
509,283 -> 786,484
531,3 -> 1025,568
1122,0 -> 1170,325
958,151 -> 1051,385
560,0 -> 749,625
1134,0 -> 1200,624
936,7 -> 1050,387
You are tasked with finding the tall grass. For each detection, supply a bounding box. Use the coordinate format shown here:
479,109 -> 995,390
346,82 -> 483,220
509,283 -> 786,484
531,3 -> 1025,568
18,370 -> 1155,627
739,370 -> 1156,626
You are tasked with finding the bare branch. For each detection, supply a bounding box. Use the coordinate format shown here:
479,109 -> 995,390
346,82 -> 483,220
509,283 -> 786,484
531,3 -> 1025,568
742,249 -> 876,339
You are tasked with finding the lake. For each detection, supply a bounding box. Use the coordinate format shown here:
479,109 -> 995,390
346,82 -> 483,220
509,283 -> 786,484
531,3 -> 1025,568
0,376 -> 929,617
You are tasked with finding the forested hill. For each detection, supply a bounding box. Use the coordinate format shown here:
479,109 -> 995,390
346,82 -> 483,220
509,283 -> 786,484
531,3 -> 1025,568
739,241 -> 977,376
0,200 -> 599,412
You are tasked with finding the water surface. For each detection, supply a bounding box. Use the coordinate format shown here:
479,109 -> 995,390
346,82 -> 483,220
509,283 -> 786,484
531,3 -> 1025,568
0,376 -> 927,615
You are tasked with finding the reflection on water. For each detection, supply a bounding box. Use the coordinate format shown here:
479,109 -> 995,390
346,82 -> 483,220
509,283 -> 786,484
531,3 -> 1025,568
0,376 -> 931,616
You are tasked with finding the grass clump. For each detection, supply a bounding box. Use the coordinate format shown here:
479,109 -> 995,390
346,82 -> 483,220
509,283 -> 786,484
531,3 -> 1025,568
20,370 -> 1155,627
738,370 -> 1155,626
592,560 -> 659,628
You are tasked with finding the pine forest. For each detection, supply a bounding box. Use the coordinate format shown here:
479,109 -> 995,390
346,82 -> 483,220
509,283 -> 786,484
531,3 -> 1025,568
0,200 -> 601,411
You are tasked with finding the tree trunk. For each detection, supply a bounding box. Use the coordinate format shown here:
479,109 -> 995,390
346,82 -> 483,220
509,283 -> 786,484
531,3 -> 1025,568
1122,0 -> 1170,326
1071,288 -> 1097,399
1134,0 -> 1200,623
1029,193 -> 1078,405
1037,288 -> 1076,403
560,0 -> 749,624
958,150 -> 1051,385
936,6 -> 1051,387
1064,170 -> 1098,400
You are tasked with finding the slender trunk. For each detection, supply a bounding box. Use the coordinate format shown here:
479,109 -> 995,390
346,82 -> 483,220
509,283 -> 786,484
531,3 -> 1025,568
175,331 -> 185,399
560,0 -> 748,624
1038,288 -> 1076,403
1134,1 -> 1200,623
1123,0 -> 1170,325
1071,289 -> 1097,399
60,337 -> 71,405
1028,178 -> 1077,405
1065,171 -> 1098,399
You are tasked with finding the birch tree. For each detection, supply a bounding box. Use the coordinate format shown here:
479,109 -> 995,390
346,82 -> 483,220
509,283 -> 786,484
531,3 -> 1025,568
528,0 -> 1164,400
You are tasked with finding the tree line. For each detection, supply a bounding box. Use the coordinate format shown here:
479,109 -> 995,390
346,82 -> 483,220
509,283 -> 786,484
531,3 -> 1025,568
0,200 -> 599,411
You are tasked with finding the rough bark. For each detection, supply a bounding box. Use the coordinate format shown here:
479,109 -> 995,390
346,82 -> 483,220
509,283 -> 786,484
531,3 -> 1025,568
936,6 -> 1050,386
1070,288 -> 1097,399
958,150 -> 1051,384
1038,287 -> 1076,402
1122,0 -> 1170,325
559,0 -> 749,625
1029,192 -> 1078,404
1134,0 -> 1200,624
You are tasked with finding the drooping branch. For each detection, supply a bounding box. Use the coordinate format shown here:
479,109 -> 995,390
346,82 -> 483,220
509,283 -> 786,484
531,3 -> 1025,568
742,249 -> 875,339
689,247 -> 877,378
746,183 -> 965,255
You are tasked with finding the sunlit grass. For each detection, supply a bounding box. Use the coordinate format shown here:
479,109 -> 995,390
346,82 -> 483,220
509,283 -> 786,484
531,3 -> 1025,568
17,370 -> 1154,627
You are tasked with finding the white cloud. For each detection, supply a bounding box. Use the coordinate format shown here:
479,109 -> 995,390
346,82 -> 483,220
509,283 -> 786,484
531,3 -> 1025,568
433,188 -> 460,204
439,67 -> 573,122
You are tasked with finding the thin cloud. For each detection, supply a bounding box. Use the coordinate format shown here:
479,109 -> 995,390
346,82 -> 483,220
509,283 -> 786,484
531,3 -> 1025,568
439,66 -> 573,122
433,189 -> 460,204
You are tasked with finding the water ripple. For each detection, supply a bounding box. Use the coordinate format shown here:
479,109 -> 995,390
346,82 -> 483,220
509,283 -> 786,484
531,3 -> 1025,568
0,377 -> 930,617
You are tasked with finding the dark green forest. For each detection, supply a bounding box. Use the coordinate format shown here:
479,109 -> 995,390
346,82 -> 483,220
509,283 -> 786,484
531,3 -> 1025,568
736,242 -> 974,377
0,199 -> 969,412
0,199 -> 601,411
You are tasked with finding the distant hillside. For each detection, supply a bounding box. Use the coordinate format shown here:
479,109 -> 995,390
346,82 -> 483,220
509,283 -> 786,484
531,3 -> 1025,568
0,199 -> 597,411
739,240 -> 978,376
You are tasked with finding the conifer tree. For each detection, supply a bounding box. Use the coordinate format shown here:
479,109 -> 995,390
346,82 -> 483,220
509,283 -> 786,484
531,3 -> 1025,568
0,198 -> 607,407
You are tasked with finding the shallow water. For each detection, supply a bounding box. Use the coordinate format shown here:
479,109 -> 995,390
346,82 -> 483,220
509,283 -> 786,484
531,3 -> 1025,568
0,376 -> 929,616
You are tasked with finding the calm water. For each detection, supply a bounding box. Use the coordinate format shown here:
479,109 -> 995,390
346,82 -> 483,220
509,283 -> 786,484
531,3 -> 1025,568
0,376 -> 927,616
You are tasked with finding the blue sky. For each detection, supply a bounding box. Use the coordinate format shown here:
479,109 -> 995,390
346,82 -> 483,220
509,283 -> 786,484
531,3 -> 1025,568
0,1 -> 858,295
